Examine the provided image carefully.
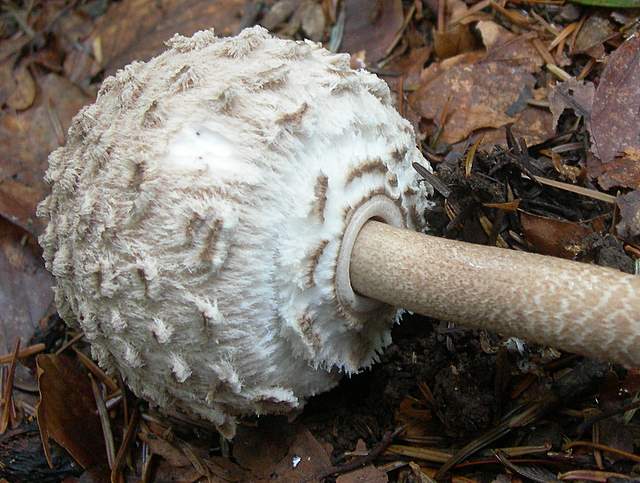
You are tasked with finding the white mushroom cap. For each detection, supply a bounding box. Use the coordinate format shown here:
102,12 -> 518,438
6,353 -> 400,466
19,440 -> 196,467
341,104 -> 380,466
38,26 -> 432,437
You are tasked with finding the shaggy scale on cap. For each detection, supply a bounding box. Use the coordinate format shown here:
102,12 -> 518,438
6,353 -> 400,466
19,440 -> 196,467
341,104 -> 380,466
38,26 -> 431,437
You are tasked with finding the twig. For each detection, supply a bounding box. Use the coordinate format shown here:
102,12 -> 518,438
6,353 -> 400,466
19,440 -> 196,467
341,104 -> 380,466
316,426 -> 404,480
563,441 -> 640,463
0,343 -> 45,364
111,406 -> 140,483
0,340 -> 20,433
577,399 -> 640,436
383,3 -> 416,58
90,375 -> 116,469
55,332 -> 84,355
527,175 -> 617,204
73,347 -> 119,392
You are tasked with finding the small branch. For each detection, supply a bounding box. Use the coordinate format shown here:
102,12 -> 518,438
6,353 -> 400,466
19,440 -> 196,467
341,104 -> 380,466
315,426 -> 404,480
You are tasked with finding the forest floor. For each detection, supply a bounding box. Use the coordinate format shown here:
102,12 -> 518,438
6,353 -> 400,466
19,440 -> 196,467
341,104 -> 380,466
1,0 -> 640,482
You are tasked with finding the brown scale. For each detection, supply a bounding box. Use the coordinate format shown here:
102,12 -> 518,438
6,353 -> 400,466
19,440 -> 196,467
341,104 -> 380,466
310,173 -> 328,223
184,213 -> 203,244
175,185 -> 245,205
297,311 -> 322,353
250,64 -> 289,90
277,102 -> 309,126
142,100 -> 163,128
94,268 -> 103,295
199,218 -> 223,264
129,161 -> 146,191
344,159 -> 388,185
391,147 -> 407,164
210,88 -> 236,114
304,239 -> 329,288
403,186 -> 417,197
171,65 -> 201,92
136,266 -> 150,299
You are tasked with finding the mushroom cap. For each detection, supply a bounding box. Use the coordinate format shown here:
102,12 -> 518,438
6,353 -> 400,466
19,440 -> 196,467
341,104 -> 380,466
38,26 -> 432,437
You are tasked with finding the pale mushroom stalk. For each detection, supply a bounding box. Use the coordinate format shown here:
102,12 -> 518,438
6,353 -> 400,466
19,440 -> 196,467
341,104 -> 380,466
350,221 -> 640,368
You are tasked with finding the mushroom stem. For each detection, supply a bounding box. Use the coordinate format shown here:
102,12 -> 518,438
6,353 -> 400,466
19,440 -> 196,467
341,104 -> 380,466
350,221 -> 640,367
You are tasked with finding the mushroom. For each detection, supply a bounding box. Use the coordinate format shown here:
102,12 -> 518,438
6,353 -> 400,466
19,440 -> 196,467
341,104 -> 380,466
38,27 -> 640,438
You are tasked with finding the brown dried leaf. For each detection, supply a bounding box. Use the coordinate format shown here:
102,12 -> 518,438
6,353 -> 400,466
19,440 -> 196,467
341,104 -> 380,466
36,353 -> 109,475
410,23 -> 550,146
262,0 -> 301,30
590,35 -> 640,165
595,147 -> 640,190
233,418 -> 296,475
6,64 -> 36,111
340,0 -> 404,65
139,428 -> 191,467
0,218 -> 53,354
574,12 -> 615,56
434,25 -> 476,60
477,21 -> 543,73
65,0 -> 246,81
520,210 -> 593,259
0,178 -> 44,235
434,0 -> 476,59
147,458 -> 203,483
469,106 -> 554,149
386,46 -> 431,88
300,1 -> 326,41
234,421 -> 331,482
0,74 -> 90,197
336,465 -> 389,483
616,190 -> 640,240
548,78 -> 595,130
410,54 -> 537,144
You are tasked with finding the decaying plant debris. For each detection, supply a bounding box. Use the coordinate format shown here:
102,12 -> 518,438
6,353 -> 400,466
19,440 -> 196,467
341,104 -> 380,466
1,0 -> 640,482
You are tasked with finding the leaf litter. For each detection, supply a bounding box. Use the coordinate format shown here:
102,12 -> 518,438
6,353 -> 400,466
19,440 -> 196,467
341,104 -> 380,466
1,0 -> 640,482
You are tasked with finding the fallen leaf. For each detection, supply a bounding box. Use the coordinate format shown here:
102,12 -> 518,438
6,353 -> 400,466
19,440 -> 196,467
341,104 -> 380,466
5,63 -> 36,111
0,179 -> 45,236
386,46 -> 432,88
336,465 -> 389,483
65,0 -> 246,82
233,418 -> 297,475
261,0 -> 302,30
595,147 -> 640,190
590,35 -> 640,165
409,22 -> 551,147
520,210 -> 593,259
548,78 -> 595,130
478,22 -> 544,73
138,427 -> 191,468
340,0 -> 404,65
467,106 -> 554,150
616,190 -> 640,240
0,73 -> 90,197
573,12 -> 616,56
410,54 -> 537,144
300,1 -> 326,41
146,458 -> 202,483
597,419 -> 635,464
36,353 -> 109,475
433,0 -> 476,60
234,420 -> 331,482
0,219 -> 53,354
